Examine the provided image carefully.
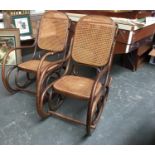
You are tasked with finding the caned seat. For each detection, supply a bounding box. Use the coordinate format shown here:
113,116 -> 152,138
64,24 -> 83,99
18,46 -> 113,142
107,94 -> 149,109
53,75 -> 102,99
18,60 -> 58,73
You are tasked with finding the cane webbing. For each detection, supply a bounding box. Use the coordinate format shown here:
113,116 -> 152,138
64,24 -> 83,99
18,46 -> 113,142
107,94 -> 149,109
38,11 -> 69,52
72,15 -> 116,67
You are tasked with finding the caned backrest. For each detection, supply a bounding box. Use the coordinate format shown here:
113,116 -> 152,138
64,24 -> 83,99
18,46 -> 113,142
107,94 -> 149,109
38,11 -> 70,52
72,15 -> 116,67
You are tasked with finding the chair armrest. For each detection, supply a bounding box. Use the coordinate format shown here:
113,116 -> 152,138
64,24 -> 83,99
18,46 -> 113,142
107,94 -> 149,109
36,51 -> 72,99
37,52 -> 56,78
95,65 -> 109,84
86,65 -> 110,122
37,48 -> 72,78
90,65 -> 109,102
37,63 -> 62,85
37,51 -> 66,83
13,44 -> 36,50
36,62 -> 63,101
2,42 -> 36,65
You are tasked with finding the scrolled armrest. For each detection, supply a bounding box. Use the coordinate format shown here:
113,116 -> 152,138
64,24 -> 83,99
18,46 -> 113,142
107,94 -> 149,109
90,65 -> 109,102
37,62 -> 62,83
96,66 -> 109,85
2,48 -> 16,66
12,44 -> 36,50
2,42 -> 36,66
36,51 -> 71,97
37,49 -> 71,77
37,52 -> 55,78
36,61 -> 63,100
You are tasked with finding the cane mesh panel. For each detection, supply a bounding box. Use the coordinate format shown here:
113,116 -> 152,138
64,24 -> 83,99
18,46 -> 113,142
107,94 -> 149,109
38,11 -> 69,52
72,15 -> 116,67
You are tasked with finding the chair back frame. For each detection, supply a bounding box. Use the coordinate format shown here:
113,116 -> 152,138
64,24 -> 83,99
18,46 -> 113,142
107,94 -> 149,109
71,15 -> 117,68
32,11 -> 71,60
60,15 -> 118,77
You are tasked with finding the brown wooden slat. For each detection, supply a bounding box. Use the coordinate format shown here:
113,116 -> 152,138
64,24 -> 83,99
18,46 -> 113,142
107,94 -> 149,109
116,30 -> 130,44
132,24 -> 155,43
114,42 -> 127,54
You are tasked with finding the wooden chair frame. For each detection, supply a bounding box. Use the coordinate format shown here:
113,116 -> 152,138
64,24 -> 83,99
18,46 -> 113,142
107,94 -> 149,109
36,15 -> 118,135
1,11 -> 71,95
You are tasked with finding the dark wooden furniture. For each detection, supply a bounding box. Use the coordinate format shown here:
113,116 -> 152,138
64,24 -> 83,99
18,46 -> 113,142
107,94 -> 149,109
1,11 -> 70,94
60,10 -> 155,71
36,15 -> 118,135
60,10 -> 153,19
115,23 -> 155,71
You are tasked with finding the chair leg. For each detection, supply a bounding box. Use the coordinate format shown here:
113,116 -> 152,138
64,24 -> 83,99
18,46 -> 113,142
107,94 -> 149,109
86,123 -> 92,136
36,82 -> 55,118
48,92 -> 64,111
86,100 -> 93,136
36,69 -> 63,118
86,82 -> 111,136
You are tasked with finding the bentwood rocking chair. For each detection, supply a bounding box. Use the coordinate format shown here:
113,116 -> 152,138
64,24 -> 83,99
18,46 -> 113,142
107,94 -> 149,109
1,11 -> 70,94
37,15 -> 118,135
